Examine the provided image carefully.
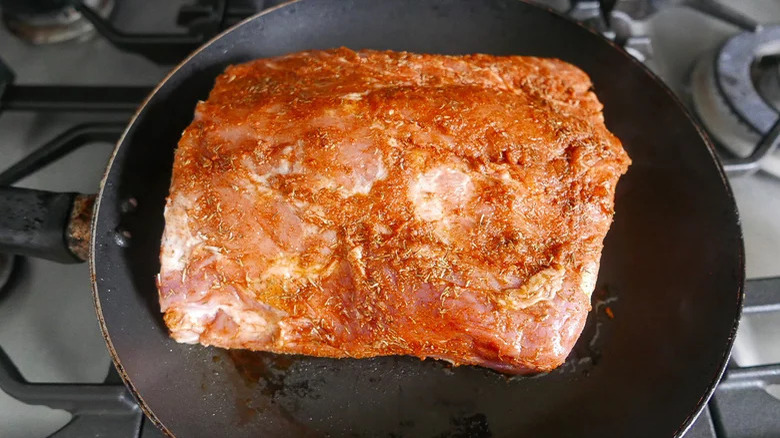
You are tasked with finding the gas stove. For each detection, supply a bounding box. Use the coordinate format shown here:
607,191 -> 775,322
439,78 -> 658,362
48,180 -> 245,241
0,1 -> 778,437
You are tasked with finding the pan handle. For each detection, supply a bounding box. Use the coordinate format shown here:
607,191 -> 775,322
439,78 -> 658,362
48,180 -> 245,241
0,187 -> 94,263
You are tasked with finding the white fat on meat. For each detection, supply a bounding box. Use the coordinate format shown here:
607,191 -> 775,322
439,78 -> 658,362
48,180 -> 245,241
168,292 -> 285,347
579,260 -> 599,297
314,139 -> 388,197
160,194 -> 203,273
504,266 -> 566,309
408,165 -> 475,242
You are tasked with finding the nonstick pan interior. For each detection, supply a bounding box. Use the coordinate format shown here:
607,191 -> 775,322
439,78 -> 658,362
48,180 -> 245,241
91,1 -> 743,436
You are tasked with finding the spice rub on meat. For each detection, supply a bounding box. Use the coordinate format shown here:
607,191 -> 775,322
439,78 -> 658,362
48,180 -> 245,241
157,48 -> 630,374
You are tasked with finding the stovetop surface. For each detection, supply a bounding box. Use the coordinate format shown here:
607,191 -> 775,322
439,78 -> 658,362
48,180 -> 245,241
1,1 -> 779,437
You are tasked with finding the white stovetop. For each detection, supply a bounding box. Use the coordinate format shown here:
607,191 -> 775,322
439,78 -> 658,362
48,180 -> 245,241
0,1 -> 779,437
639,2 -> 780,368
0,3 -> 172,436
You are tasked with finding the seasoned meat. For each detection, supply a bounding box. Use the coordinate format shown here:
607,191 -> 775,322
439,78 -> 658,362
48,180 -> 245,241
157,48 -> 630,374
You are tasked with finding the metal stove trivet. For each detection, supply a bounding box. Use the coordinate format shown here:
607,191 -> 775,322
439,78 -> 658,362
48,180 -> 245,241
0,1 -> 262,436
1,1 -> 779,437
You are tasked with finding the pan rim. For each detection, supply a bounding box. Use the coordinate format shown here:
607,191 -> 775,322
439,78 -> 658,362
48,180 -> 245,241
89,1 -> 302,435
88,0 -> 746,436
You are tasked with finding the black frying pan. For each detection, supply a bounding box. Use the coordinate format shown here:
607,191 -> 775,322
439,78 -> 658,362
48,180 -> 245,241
0,0 -> 743,436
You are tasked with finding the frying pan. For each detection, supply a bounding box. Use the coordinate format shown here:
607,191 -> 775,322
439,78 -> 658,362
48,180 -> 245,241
0,0 -> 743,436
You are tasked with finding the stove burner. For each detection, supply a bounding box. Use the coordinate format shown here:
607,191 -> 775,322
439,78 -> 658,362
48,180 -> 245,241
1,0 -> 114,44
610,0 -> 760,63
691,25 -> 780,177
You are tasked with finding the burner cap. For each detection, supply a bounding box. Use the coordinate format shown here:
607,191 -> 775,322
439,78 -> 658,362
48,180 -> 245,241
1,0 -> 114,44
691,25 -> 780,177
